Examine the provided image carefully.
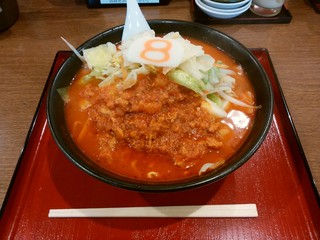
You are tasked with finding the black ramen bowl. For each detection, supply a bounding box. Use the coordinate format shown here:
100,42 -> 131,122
47,20 -> 273,192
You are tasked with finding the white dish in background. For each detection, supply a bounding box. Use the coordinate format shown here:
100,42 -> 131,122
201,0 -> 250,9
195,0 -> 252,19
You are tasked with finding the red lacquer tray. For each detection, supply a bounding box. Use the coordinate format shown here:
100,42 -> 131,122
0,49 -> 319,239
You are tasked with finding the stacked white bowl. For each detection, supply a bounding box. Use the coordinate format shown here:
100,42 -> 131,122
195,0 -> 252,19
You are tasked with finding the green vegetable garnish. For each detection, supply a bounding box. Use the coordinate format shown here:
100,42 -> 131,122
167,69 -> 206,94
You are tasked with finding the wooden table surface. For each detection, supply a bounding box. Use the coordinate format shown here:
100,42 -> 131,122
0,0 -> 319,210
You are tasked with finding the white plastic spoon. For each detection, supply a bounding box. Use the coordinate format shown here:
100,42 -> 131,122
122,0 -> 151,42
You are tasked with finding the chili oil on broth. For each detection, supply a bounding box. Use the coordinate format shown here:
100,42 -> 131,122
64,38 -> 257,182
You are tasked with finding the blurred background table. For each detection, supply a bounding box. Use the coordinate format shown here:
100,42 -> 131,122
0,0 -> 319,209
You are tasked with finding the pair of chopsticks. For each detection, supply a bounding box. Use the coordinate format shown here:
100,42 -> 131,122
48,204 -> 258,218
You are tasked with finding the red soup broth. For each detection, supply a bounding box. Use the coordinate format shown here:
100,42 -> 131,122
64,38 -> 257,182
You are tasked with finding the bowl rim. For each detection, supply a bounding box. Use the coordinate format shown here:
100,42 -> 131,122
196,0 -> 252,14
211,0 -> 245,2
47,19 -> 274,192
201,0 -> 250,9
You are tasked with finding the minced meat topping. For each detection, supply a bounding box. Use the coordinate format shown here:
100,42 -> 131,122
80,70 -> 224,166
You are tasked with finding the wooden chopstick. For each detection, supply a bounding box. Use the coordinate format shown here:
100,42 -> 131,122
48,204 -> 258,218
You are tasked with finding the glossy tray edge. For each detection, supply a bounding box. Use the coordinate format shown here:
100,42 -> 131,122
0,51 -> 68,217
261,49 -> 320,206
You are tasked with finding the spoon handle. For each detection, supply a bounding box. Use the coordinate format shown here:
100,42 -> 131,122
122,0 -> 151,41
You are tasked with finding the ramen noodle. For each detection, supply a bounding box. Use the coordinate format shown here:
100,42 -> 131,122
61,31 -> 259,181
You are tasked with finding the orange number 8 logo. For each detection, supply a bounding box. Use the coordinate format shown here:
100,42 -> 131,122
140,39 -> 172,63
